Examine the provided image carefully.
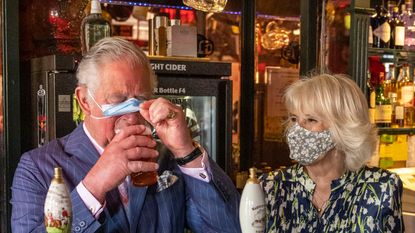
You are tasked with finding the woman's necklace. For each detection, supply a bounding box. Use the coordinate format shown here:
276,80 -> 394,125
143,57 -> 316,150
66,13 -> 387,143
312,190 -> 329,214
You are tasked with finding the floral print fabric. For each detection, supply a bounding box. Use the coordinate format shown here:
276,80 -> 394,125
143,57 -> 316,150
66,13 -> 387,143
259,164 -> 404,233
286,123 -> 336,165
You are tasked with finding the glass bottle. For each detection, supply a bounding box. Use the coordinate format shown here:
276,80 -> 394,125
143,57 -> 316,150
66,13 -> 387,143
403,0 -> 415,50
371,5 -> 391,48
398,64 -> 414,106
375,82 -> 392,128
391,93 -> 405,127
389,6 -> 405,49
384,64 -> 397,98
239,168 -> 266,233
44,167 -> 72,233
154,16 -> 168,56
368,71 -> 376,124
387,0 -> 396,17
80,0 -> 111,55
398,64 -> 415,126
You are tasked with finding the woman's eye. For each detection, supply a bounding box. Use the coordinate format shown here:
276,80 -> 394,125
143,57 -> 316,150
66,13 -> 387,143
306,118 -> 317,123
289,116 -> 297,122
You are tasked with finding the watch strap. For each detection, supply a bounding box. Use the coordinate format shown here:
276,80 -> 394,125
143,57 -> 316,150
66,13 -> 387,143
175,142 -> 203,166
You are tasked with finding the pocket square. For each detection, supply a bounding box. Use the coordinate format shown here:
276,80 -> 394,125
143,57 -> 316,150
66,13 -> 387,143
157,170 -> 178,192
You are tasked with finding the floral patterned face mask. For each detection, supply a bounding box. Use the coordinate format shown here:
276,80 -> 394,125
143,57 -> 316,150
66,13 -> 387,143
286,123 -> 336,165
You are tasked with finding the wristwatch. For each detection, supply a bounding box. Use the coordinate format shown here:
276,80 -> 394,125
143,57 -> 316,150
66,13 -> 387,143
175,141 -> 203,166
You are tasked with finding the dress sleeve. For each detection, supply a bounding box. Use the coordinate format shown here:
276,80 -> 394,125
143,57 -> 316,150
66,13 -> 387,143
381,173 -> 404,232
259,171 -> 279,220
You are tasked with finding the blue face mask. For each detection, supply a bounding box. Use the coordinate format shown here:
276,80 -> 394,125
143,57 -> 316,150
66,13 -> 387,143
88,90 -> 143,119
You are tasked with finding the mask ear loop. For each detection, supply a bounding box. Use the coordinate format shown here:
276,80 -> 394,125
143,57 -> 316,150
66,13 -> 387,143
90,115 -> 112,120
87,89 -> 111,120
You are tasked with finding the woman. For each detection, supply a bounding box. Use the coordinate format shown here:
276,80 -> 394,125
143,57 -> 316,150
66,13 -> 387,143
260,74 -> 404,232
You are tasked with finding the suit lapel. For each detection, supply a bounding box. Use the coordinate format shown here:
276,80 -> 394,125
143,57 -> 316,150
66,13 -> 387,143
104,189 -> 130,232
129,185 -> 148,232
64,123 -> 100,174
64,123 -> 129,232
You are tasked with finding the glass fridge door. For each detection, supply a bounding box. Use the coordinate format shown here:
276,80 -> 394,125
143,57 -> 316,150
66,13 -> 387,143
158,95 -> 217,161
154,77 -> 232,172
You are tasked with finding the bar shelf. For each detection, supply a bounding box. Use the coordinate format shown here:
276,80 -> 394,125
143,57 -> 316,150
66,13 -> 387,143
377,127 -> 415,135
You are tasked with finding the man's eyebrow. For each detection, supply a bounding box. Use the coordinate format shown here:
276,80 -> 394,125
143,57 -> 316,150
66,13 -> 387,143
138,91 -> 153,99
136,96 -> 149,101
105,93 -> 125,99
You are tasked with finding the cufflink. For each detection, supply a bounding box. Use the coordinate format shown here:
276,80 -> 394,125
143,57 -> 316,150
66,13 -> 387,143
199,173 -> 207,179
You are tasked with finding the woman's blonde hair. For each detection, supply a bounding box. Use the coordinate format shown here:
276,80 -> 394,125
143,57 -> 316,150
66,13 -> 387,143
283,73 -> 378,171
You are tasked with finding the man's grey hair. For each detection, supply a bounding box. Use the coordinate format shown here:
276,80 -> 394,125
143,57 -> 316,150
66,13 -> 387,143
76,37 -> 157,98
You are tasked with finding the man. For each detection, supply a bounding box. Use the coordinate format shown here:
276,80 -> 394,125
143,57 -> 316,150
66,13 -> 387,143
11,37 -> 241,233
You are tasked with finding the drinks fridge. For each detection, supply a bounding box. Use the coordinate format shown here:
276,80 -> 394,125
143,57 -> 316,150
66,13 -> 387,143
151,58 -> 233,173
26,55 -> 79,150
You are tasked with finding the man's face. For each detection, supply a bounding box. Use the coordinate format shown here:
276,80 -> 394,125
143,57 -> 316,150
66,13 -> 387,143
86,61 -> 152,147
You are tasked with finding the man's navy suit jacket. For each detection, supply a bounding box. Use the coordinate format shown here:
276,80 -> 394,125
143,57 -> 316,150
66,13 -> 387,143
11,123 -> 241,233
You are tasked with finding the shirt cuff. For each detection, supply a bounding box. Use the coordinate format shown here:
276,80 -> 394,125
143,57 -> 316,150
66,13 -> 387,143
178,149 -> 211,182
76,181 -> 106,219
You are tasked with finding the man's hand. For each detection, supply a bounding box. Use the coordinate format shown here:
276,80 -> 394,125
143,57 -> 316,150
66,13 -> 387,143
83,125 -> 158,203
139,98 -> 196,159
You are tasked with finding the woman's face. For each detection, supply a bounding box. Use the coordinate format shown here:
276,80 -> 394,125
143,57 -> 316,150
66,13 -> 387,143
288,111 -> 329,132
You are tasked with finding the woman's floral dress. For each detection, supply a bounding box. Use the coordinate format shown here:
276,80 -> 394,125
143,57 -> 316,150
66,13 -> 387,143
259,164 -> 404,233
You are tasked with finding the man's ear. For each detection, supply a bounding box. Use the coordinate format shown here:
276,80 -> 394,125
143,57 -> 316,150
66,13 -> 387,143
75,86 -> 91,115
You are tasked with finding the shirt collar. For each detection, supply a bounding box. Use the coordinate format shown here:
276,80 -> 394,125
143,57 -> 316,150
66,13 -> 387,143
83,123 -> 104,155
293,164 -> 356,193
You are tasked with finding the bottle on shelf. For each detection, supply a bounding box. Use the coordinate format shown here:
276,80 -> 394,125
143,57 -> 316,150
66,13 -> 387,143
148,18 -> 155,55
389,6 -> 405,49
390,93 -> 405,127
371,5 -> 391,48
387,0 -> 396,17
368,71 -> 376,124
403,0 -> 415,50
44,167 -> 72,233
397,64 -> 415,127
239,167 -> 266,233
375,72 -> 392,127
384,64 -> 397,97
80,0 -> 111,55
384,65 -> 404,127
400,2 -> 407,21
154,16 -> 168,56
